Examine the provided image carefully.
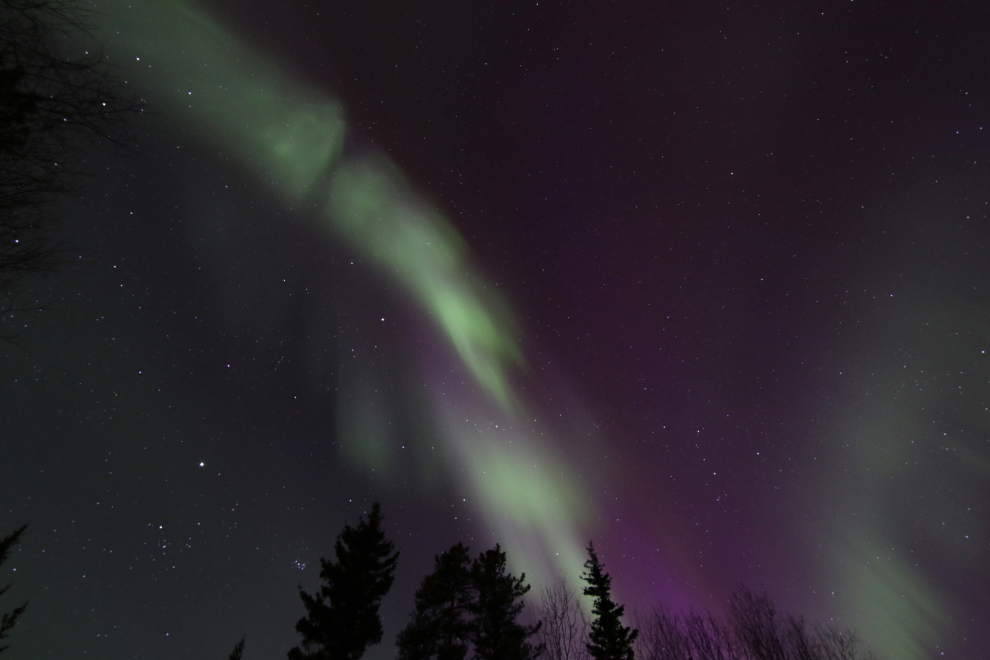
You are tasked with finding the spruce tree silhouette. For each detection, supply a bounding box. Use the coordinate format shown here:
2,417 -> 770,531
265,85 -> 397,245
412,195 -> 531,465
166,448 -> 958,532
226,637 -> 245,660
581,542 -> 637,660
470,544 -> 543,660
396,543 -> 474,660
289,503 -> 399,660
0,525 -> 27,654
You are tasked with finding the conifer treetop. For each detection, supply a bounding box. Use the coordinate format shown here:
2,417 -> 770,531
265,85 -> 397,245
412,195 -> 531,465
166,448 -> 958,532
581,542 -> 637,660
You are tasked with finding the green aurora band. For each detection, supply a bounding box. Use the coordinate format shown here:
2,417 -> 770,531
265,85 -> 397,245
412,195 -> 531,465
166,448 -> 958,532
94,0 -> 592,591
822,281 -> 988,658
89,4 -> 976,658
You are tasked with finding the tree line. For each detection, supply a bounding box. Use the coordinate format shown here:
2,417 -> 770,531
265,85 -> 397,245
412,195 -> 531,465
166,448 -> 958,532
219,503 -> 873,660
1,3 -> 875,659
0,504 -> 876,660
280,503 -> 641,660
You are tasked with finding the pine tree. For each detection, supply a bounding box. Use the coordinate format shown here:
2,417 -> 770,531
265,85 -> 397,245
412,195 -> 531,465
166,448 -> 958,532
289,502 -> 399,660
470,544 -> 543,660
227,637 -> 245,660
396,543 -> 474,660
581,542 -> 637,660
0,525 -> 27,654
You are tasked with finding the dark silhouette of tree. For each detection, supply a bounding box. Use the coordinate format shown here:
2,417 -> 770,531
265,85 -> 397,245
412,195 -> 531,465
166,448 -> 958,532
227,637 -> 245,660
396,542 -> 474,660
289,502 -> 399,660
581,542 -> 637,660
635,606 -> 690,660
538,580 -> 589,660
469,544 -> 543,660
684,610 -> 733,660
0,525 -> 27,654
812,621 -> 872,660
634,586 -> 875,660
726,587 -> 874,660
398,542 -> 544,660
1,0 -> 141,333
728,586 -> 785,660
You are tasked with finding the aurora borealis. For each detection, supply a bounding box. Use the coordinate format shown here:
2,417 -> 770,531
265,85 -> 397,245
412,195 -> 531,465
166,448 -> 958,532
1,1 -> 988,659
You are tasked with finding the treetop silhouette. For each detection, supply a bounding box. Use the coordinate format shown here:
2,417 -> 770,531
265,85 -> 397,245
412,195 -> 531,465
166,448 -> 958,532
581,542 -> 637,660
289,502 -> 399,660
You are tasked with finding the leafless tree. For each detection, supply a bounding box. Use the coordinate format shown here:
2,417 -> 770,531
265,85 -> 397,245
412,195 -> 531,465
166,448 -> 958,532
685,611 -> 734,660
0,0 -> 140,332
813,624 -> 874,660
632,587 -> 874,660
635,607 -> 690,660
727,587 -> 786,660
725,588 -> 873,660
538,580 -> 590,660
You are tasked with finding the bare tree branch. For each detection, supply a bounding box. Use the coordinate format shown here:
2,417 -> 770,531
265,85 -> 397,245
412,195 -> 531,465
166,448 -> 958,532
0,0 -> 142,335
630,587 -> 875,660
538,580 -> 590,660
0,525 -> 27,654
636,607 -> 690,660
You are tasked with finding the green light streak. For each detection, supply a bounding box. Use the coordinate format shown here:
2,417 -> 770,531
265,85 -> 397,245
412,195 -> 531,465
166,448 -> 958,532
97,1 -> 345,201
838,528 -> 947,660
327,157 -> 524,410
823,288 -> 989,659
98,0 -> 522,409
94,0 -> 590,590
335,358 -> 396,475
448,415 -> 592,585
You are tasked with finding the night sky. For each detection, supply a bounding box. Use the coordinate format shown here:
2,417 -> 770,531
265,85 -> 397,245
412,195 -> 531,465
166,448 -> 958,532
2,1 -> 989,659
